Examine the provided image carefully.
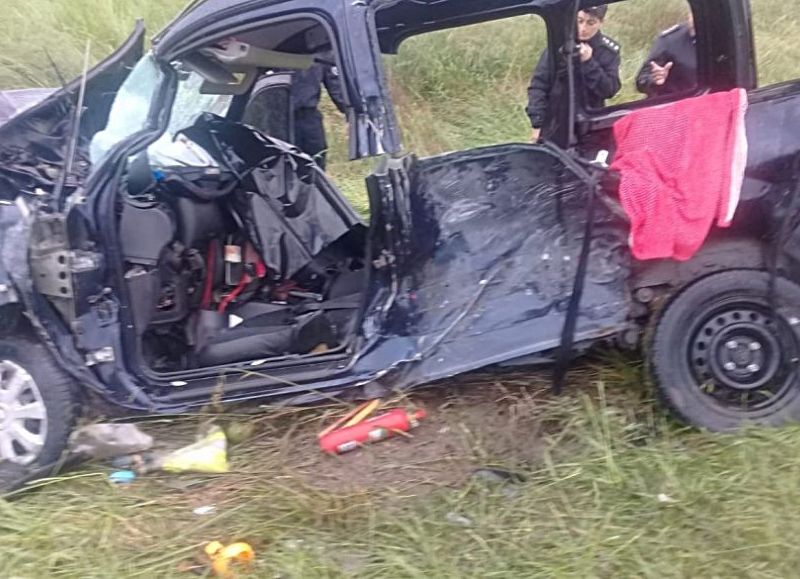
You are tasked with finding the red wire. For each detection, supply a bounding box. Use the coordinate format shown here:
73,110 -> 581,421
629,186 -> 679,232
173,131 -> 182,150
218,274 -> 251,314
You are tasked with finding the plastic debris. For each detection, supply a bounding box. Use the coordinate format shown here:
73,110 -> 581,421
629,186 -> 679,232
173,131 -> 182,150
69,423 -> 153,460
193,505 -> 217,516
109,470 -> 136,484
109,452 -> 160,474
445,512 -> 474,527
204,541 -> 255,578
159,426 -> 229,474
657,493 -> 677,503
224,421 -> 256,445
471,467 -> 526,485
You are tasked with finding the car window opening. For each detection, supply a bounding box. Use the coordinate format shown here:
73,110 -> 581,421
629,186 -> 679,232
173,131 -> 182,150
111,20 -> 367,375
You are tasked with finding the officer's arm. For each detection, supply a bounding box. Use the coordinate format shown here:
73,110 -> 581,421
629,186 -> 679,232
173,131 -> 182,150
323,65 -> 347,114
636,37 -> 667,94
581,49 -> 621,100
526,50 -> 551,129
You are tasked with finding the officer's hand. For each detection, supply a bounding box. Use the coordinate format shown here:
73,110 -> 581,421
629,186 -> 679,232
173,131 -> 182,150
650,61 -> 674,86
530,128 -> 541,143
578,43 -> 593,63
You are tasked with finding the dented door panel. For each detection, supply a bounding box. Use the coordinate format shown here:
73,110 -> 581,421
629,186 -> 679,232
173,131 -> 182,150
355,145 -> 631,386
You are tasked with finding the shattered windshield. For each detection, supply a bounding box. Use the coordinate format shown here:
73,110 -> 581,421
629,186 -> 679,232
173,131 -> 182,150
89,54 -> 163,166
146,67 -> 232,168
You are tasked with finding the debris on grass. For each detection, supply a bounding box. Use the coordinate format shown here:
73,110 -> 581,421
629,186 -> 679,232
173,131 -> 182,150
109,452 -> 160,474
318,402 -> 426,455
159,426 -> 229,474
445,512 -> 474,527
204,540 -> 255,578
470,467 -> 526,485
108,470 -> 136,485
69,423 -> 154,460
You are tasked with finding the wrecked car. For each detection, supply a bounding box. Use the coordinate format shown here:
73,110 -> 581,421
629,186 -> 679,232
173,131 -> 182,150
1,0 -> 800,483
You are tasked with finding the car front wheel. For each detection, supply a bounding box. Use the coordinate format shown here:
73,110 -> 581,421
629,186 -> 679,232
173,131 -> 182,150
651,270 -> 800,431
0,339 -> 76,486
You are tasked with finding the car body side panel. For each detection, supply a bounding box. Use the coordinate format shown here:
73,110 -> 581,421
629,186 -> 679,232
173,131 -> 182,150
742,82 -> 800,200
352,145 -> 631,386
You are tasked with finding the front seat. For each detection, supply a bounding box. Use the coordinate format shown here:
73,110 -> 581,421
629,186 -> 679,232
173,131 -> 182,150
194,309 -> 336,367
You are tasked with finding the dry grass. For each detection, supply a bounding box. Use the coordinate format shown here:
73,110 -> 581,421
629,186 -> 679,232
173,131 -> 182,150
6,362 -> 800,577
2,1 -> 800,577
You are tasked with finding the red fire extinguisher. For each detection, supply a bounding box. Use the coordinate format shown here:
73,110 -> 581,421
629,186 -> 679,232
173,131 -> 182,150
319,408 -> 426,454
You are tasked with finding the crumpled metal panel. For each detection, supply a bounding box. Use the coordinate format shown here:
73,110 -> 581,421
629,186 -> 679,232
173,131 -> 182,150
0,23 -> 145,202
353,144 -> 631,386
0,89 -> 55,127
182,114 -> 364,279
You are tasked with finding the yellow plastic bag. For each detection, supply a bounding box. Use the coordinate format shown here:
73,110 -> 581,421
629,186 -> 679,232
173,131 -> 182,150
160,426 -> 229,474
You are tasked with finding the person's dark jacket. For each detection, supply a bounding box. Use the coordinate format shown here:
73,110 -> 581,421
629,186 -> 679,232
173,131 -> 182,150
291,61 -> 346,114
635,23 -> 697,97
526,32 -> 621,129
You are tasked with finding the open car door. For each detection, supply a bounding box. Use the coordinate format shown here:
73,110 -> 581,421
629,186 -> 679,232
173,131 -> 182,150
358,144 -> 633,386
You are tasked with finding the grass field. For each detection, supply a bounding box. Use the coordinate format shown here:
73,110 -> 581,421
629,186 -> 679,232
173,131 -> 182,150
3,0 -> 800,577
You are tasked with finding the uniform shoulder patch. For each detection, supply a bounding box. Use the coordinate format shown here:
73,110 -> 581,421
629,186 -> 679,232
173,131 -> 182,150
600,35 -> 620,53
660,24 -> 681,37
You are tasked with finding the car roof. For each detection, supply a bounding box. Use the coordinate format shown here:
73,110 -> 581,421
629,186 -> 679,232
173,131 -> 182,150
372,0 -> 571,52
154,0 -> 578,57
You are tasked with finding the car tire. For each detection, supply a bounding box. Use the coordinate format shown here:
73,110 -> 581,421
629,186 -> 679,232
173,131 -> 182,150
651,270 -> 800,431
0,338 -> 77,484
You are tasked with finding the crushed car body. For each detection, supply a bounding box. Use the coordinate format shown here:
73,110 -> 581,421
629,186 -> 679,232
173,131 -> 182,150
3,0 -> 800,485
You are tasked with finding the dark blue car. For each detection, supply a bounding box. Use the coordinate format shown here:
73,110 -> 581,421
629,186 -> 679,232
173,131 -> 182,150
1,0 -> 799,487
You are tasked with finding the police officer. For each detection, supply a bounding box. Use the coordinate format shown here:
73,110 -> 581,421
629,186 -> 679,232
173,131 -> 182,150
636,12 -> 697,98
527,5 -> 621,142
290,58 -> 346,170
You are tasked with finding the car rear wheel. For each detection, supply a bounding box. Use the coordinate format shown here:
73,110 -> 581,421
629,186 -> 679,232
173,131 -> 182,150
0,339 -> 76,483
651,270 -> 800,431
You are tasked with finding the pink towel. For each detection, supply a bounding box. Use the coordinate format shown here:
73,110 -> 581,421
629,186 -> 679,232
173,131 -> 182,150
610,88 -> 748,261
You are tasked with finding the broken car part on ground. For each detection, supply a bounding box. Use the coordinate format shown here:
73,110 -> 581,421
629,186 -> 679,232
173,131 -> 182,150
2,0 -> 800,488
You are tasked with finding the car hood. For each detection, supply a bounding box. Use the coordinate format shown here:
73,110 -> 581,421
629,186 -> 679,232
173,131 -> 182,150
0,89 -> 57,127
0,23 -> 145,202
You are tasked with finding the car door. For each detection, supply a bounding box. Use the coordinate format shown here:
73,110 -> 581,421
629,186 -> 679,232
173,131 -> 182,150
356,144 -> 632,388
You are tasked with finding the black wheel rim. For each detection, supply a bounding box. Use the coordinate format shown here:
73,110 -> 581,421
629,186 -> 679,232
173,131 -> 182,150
688,300 -> 800,412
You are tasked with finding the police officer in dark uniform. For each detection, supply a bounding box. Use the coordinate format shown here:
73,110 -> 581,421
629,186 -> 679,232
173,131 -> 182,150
636,12 -> 697,97
290,58 -> 346,170
527,5 -> 621,141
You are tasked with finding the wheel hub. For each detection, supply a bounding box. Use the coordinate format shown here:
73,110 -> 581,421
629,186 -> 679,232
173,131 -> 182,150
708,325 -> 779,390
0,360 -> 47,465
689,305 -> 796,410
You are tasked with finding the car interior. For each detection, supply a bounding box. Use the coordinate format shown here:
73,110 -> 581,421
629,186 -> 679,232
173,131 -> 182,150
111,19 -> 369,373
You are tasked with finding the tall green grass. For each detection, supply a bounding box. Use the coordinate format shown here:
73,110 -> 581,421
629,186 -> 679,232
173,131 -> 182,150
0,0 -> 187,88
1,3 -> 800,576
0,0 -> 796,200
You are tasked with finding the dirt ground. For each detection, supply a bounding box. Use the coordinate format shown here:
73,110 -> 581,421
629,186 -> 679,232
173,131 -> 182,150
279,375 -> 551,494
200,369 -> 567,500
2,358 -> 622,508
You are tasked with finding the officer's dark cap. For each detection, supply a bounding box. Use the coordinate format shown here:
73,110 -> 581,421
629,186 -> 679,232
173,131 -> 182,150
583,5 -> 608,20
